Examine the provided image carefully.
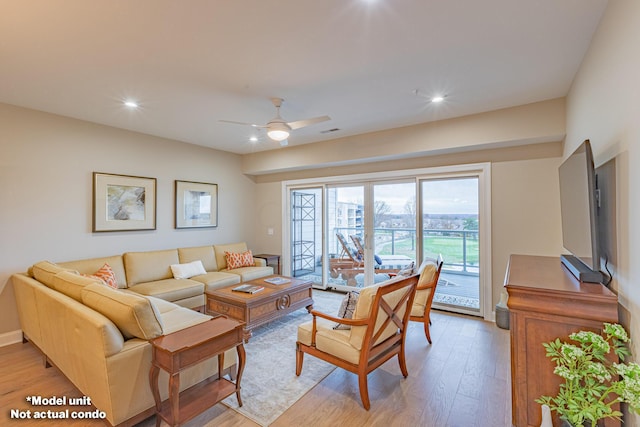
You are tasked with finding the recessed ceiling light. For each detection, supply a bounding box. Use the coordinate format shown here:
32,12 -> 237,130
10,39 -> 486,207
249,136 -> 258,142
431,96 -> 445,103
124,100 -> 139,108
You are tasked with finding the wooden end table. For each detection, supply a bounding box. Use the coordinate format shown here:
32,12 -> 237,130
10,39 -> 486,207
149,317 -> 246,427
252,253 -> 281,275
206,275 -> 313,342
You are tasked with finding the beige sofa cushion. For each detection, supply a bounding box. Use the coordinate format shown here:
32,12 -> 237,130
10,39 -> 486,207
127,278 -> 204,302
178,246 -> 218,271
224,266 -> 274,282
190,271 -> 241,291
31,261 -> 77,287
60,256 -> 127,289
81,284 -> 163,340
51,271 -> 104,302
213,242 -> 248,271
124,249 -> 179,286
146,296 -> 212,335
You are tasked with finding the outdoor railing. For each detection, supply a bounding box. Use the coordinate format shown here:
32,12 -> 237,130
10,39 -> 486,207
334,227 -> 479,275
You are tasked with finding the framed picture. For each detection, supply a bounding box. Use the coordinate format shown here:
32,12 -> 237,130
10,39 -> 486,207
175,180 -> 218,228
93,172 -> 156,232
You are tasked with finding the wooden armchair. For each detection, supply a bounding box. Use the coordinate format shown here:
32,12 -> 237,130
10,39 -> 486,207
296,275 -> 419,409
410,255 -> 444,344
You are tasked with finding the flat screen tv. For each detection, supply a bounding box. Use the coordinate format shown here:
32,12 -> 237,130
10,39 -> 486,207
559,139 -> 603,283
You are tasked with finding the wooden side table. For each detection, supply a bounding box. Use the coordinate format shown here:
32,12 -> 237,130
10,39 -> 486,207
253,253 -> 281,275
149,317 -> 246,427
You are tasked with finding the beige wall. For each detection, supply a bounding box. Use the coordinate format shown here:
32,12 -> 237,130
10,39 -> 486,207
491,158 -> 564,301
566,0 -> 640,383
0,103 -> 257,338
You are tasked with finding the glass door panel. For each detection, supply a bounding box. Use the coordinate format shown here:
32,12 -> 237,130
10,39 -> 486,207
373,181 -> 417,278
290,188 -> 323,286
326,185 -> 365,290
421,177 -> 480,315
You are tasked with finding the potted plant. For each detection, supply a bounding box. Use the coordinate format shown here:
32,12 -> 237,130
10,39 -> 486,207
536,323 -> 640,426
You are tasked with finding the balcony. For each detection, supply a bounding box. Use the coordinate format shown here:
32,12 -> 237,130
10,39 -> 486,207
332,227 -> 480,310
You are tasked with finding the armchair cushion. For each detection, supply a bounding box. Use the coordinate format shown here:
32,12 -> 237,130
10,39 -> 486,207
413,262 -> 437,310
349,278 -> 410,350
297,318 -> 359,364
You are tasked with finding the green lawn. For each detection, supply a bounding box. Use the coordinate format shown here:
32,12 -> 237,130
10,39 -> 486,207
377,235 -> 479,266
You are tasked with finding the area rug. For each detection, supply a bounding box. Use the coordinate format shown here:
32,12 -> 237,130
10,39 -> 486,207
221,289 -> 344,426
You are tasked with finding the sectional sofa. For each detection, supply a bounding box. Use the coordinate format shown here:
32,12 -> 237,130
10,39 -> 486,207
11,242 -> 273,427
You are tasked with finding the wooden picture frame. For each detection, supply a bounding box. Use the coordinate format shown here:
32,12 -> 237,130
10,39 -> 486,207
93,172 -> 156,232
175,180 -> 218,228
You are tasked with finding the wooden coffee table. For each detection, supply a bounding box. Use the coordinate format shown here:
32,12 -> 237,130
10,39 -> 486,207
205,275 -> 313,342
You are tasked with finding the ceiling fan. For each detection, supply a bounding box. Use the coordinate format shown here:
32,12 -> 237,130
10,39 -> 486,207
220,98 -> 330,146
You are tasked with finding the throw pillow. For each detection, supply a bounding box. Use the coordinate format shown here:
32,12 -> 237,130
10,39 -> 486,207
225,250 -> 254,270
83,263 -> 118,289
170,260 -> 207,279
397,261 -> 416,277
334,291 -> 360,330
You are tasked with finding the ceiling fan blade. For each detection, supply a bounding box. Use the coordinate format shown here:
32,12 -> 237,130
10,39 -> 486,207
287,115 -> 330,130
219,119 -> 266,128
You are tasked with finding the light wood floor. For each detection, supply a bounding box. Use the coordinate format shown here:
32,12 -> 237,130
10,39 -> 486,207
0,310 -> 512,427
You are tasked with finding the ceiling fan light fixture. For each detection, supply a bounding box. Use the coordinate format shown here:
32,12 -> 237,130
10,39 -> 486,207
267,129 -> 289,141
267,122 -> 290,141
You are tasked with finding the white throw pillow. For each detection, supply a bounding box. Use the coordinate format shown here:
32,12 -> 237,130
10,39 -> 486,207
170,260 -> 207,279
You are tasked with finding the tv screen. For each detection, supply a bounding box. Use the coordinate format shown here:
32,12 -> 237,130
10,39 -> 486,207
559,140 -> 600,277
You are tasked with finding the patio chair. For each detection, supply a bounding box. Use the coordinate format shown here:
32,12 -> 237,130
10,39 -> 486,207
349,233 -> 366,260
410,254 -> 444,344
349,234 -> 400,276
328,233 -> 364,285
296,274 -> 419,409
337,232 -> 363,268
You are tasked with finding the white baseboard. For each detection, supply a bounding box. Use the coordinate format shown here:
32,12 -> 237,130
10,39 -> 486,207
0,330 -> 23,347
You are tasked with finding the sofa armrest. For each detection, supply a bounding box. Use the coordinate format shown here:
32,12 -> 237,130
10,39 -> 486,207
254,258 -> 267,267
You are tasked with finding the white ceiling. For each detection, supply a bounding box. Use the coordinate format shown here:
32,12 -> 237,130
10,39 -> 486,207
0,0 -> 608,154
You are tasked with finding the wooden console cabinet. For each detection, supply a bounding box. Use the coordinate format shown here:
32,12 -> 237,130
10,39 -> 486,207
505,255 -> 618,427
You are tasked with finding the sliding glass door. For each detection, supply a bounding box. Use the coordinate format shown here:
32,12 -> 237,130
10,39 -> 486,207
284,163 -> 490,318
421,177 -> 480,315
